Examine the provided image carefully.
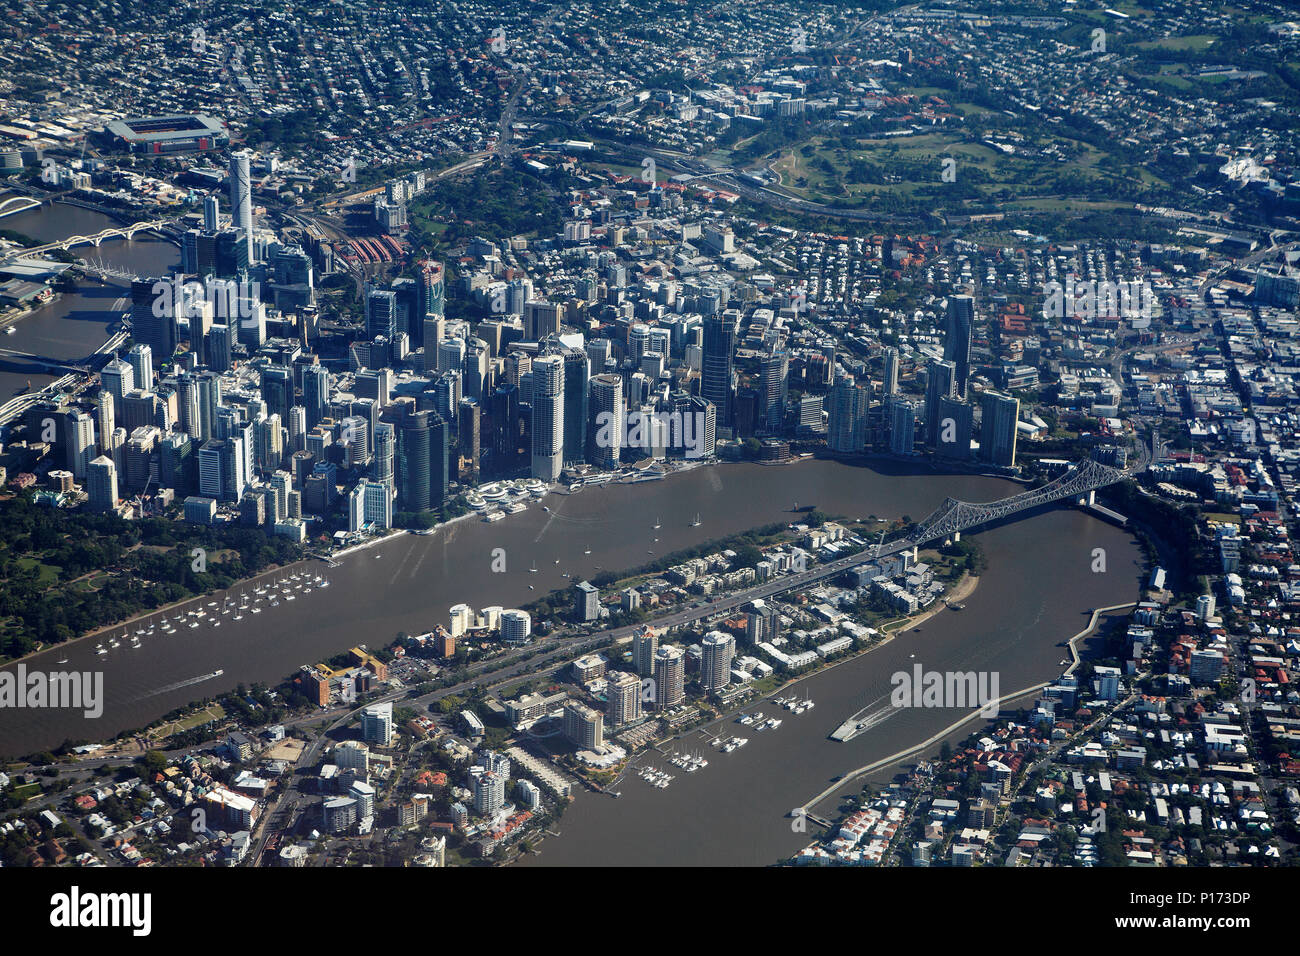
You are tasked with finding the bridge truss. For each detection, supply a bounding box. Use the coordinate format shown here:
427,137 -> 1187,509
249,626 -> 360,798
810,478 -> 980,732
910,459 -> 1126,546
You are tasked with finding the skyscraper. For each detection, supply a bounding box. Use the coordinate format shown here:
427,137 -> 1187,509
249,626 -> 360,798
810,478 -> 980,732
587,373 -> 624,468
561,348 -> 588,465
701,311 -> 737,427
229,149 -> 254,264
127,344 -> 154,391
944,295 -> 974,399
882,346 -> 900,397
935,395 -> 973,461
530,354 -> 565,481
653,644 -> 686,710
759,353 -> 788,432
303,364 -> 330,429
131,278 -> 177,363
633,625 -> 658,677
980,390 -> 1020,468
925,359 -> 956,449
890,398 -> 916,456
397,409 -> 431,513
100,358 -> 134,418
606,671 -> 643,727
827,374 -> 869,454
86,455 -> 118,512
700,631 -> 735,695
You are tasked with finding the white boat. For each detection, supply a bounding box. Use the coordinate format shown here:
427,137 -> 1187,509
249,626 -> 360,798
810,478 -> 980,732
189,621 -> 199,629
653,517 -> 661,529
251,607 -> 263,614
691,514 -> 701,527
96,647 -> 107,655
57,658 -> 68,665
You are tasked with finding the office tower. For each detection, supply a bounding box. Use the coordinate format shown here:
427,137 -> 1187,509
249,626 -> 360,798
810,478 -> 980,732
268,471 -> 292,522
127,344 -> 154,391
827,375 -> 869,454
236,289 -> 266,349
229,149 -> 254,264
360,702 -> 394,746
160,433 -> 194,495
366,288 -> 397,343
633,626 -> 658,676
95,391 -> 114,455
925,359 -> 956,448
585,338 -> 611,374
340,415 -> 369,469
606,671 -> 642,727
525,300 -> 563,340
702,311 -> 737,427
349,478 -> 392,531
980,390 -> 1020,468
653,645 -> 686,710
883,346 -> 900,397
123,426 -> 158,493
260,365 -> 294,426
759,352 -> 788,432
131,278 -> 177,363
271,244 -> 314,312
397,409 -> 431,512
890,398 -> 916,456
530,354 -> 565,481
457,399 -> 480,484
462,339 -> 489,400
202,194 -> 219,232
422,315 -> 445,368
207,323 -> 232,372
935,395 -> 973,461
490,382 -> 520,472
561,348 -> 588,465
563,701 -> 604,750
373,422 -> 395,489
700,631 -> 735,694
587,373 -> 624,468
302,364 -> 329,429
176,375 -> 199,438
100,358 -> 134,418
68,411 -> 96,481
437,337 -> 465,375
667,393 -> 716,459
86,455 -> 118,511
254,414 -> 284,473
944,294 -> 974,399
628,323 -> 652,364
418,260 -> 445,342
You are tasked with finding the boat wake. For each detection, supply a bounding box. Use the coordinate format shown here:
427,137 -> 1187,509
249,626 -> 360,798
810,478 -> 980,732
140,669 -> 225,698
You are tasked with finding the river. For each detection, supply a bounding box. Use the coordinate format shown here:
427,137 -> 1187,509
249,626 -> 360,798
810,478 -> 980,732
0,201 -> 1143,866
0,197 -> 179,400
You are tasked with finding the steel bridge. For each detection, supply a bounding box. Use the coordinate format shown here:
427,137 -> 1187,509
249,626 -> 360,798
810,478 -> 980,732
1,219 -> 174,263
909,459 -> 1126,547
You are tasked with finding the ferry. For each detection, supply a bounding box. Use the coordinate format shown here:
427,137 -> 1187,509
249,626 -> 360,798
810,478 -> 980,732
506,501 -> 527,514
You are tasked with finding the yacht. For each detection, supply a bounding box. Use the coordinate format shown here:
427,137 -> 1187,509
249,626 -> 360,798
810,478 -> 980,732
653,517 -> 661,529
691,514 -> 701,527
57,658 -> 68,665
